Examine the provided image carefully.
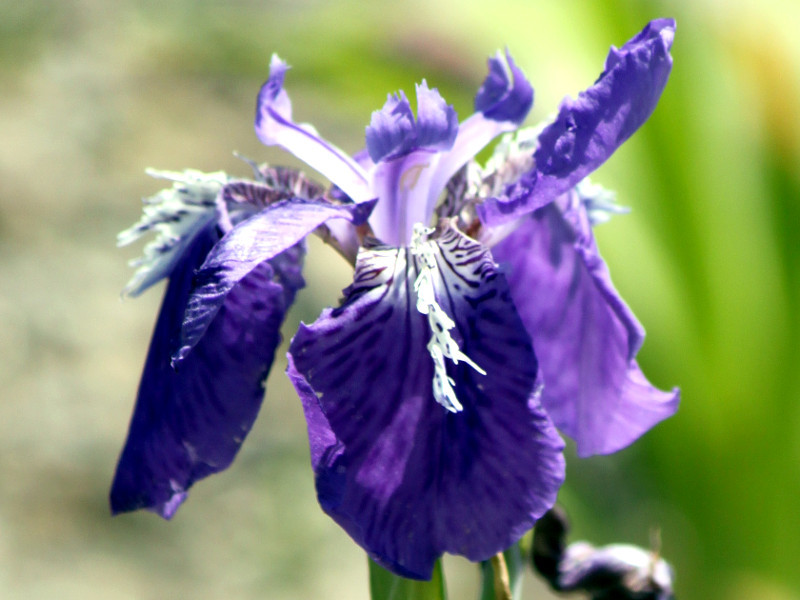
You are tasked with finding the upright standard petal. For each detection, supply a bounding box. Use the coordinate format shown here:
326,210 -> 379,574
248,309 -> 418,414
289,227 -> 565,579
176,193 -> 375,362
479,19 -> 675,225
365,90 -> 416,164
365,83 -> 459,245
415,82 -> 460,151
474,49 -> 533,125
110,229 -> 305,518
365,82 -> 458,164
428,50 -> 534,215
367,149 -> 444,246
255,55 -> 372,203
491,193 -> 678,456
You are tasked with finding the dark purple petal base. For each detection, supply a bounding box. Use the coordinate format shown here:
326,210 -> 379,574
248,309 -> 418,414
289,228 -> 565,578
110,229 -> 304,518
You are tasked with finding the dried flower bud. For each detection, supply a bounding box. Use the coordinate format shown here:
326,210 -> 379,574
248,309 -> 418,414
532,508 -> 675,600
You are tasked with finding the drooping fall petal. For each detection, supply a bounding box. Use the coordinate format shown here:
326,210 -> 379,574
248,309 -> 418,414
111,230 -> 304,517
491,194 -> 678,456
289,227 -> 565,578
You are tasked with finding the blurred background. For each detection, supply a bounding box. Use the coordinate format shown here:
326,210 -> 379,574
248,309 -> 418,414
2,0 -> 799,598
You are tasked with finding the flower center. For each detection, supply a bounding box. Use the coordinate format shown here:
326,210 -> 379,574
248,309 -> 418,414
410,223 -> 486,412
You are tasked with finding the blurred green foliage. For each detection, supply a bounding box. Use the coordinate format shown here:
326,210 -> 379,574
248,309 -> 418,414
1,0 -> 798,599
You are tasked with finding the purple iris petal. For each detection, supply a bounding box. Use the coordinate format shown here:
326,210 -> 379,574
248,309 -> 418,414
367,150 -> 441,246
364,85 -> 459,245
427,50 -> 534,210
110,229 -> 304,518
288,228 -> 565,579
415,82 -> 460,152
365,91 -> 416,163
474,49 -> 533,125
491,194 -> 678,456
255,55 -> 372,203
365,82 -> 458,163
223,169 -> 323,208
176,194 -> 375,362
479,19 -> 675,225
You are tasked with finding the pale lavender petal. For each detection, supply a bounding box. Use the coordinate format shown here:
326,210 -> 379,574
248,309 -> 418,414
317,187 -> 364,263
364,82 -> 460,242
414,81 -> 459,152
367,149 -> 441,246
289,227 -> 565,579
369,51 -> 534,245
474,49 -> 533,125
110,230 -> 304,518
491,195 -> 678,456
351,147 -> 374,170
365,82 -> 457,163
255,55 -> 372,203
176,196 -> 375,362
365,91 -> 416,163
426,114 -> 519,222
427,50 -> 533,212
479,19 -> 675,225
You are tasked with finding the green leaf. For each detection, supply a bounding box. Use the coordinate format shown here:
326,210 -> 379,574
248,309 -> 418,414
368,557 -> 447,600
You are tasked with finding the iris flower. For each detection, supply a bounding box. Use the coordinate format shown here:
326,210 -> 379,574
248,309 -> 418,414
111,19 -> 679,580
